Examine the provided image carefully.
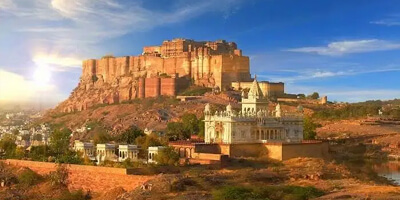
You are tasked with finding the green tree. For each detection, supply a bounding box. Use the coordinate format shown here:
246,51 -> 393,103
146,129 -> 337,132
49,128 -> 71,155
166,122 -> 188,141
154,147 -> 179,166
308,92 -> 320,99
197,116 -> 205,138
115,126 -> 144,144
181,114 -> 200,135
28,145 -> 51,161
0,135 -> 17,158
135,133 -> 166,158
297,94 -> 306,99
14,147 -> 25,159
93,129 -> 112,144
303,117 -> 321,140
57,150 -> 83,164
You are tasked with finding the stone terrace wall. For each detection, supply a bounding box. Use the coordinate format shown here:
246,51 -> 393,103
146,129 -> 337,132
5,159 -> 153,193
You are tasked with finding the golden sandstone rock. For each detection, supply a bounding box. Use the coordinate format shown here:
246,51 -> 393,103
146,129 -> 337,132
57,38 -> 251,113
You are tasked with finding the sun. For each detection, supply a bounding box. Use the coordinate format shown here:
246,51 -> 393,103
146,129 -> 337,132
33,66 -> 51,86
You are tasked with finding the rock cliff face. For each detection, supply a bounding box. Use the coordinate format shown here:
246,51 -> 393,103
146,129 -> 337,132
55,38 -> 251,113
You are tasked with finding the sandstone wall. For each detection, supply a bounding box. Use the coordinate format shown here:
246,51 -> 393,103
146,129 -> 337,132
57,39 -> 251,113
5,159 -> 153,193
231,81 -> 285,98
194,142 -> 329,161
280,141 -> 329,160
161,78 -> 176,96
145,77 -> 161,98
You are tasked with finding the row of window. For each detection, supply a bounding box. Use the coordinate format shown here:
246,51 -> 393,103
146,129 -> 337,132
251,129 -> 283,140
119,151 -> 138,159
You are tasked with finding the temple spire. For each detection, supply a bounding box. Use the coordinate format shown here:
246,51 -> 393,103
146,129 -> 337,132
248,75 -> 263,99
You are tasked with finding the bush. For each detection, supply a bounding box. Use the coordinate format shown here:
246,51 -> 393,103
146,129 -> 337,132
56,150 -> 83,164
17,168 -> 42,187
312,104 -> 381,120
212,185 -> 324,200
154,147 -> 180,166
303,117 -> 321,140
121,158 -> 134,168
179,86 -> 211,96
48,164 -> 69,187
28,145 -> 52,161
56,189 -> 90,200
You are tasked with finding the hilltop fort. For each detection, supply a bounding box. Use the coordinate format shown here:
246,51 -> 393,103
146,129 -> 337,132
57,38 -> 253,113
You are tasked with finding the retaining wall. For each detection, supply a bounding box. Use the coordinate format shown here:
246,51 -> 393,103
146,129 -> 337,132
5,159 -> 153,193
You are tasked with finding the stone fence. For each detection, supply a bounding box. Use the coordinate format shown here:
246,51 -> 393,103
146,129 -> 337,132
5,159 -> 153,193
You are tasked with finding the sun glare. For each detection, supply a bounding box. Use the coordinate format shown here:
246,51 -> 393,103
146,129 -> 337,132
33,66 -> 51,86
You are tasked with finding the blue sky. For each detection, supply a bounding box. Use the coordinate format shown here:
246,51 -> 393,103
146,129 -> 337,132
0,0 -> 400,106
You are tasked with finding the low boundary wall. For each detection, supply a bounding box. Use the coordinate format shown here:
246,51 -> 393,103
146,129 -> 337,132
5,159 -> 153,193
194,141 -> 329,161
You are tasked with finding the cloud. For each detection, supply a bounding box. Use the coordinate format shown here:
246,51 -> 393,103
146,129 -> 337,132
370,15 -> 400,26
258,67 -> 400,84
0,69 -> 64,104
33,53 -> 82,69
371,20 -> 400,26
286,39 -> 400,56
1,0 -> 244,71
0,0 -> 14,9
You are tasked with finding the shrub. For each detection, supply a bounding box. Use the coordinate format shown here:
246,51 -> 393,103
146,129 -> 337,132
48,164 -> 69,187
170,177 -> 198,192
28,145 -> 52,161
212,186 -> 253,200
179,86 -> 212,96
212,185 -> 324,200
121,158 -> 134,168
56,189 -> 89,200
17,168 -> 42,187
56,150 -> 83,164
154,147 -> 180,166
303,117 -> 321,140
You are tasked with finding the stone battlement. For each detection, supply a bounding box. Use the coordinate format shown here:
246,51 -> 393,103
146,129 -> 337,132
57,39 -> 251,113
81,38 -> 250,89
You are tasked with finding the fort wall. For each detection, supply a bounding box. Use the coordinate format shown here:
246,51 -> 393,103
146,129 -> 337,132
59,38 -> 251,113
231,81 -> 285,98
5,159 -> 153,193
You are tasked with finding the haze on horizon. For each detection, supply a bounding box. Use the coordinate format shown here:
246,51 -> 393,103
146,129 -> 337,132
1,0 -> 400,108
